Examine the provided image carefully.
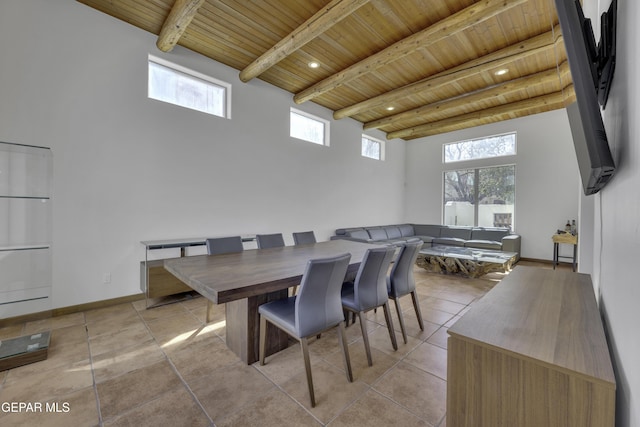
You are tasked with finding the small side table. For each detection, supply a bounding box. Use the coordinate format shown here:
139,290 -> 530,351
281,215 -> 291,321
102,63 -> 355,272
552,233 -> 578,272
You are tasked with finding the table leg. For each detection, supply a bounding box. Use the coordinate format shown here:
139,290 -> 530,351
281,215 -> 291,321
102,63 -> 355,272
225,289 -> 290,364
553,243 -> 558,269
572,244 -> 577,272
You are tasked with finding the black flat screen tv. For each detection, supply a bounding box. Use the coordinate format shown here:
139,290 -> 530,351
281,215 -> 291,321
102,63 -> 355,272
555,0 -> 616,195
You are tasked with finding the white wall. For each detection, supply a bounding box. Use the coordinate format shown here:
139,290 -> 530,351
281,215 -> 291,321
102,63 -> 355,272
0,0 -> 406,317
405,109 -> 581,261
588,0 -> 640,425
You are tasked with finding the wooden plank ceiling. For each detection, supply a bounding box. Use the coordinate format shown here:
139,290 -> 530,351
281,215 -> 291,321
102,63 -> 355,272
77,0 -> 575,140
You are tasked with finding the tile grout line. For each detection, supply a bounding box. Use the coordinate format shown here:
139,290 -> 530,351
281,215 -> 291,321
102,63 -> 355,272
248,362 -> 327,426
84,315 -> 106,427
86,302 -> 213,426
136,301 -> 216,426
372,332 -> 442,424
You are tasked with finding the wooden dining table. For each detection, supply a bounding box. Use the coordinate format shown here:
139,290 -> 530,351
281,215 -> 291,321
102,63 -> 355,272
164,239 -> 384,364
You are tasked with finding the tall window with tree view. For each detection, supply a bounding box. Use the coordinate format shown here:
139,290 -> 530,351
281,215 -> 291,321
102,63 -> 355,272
443,133 -> 516,230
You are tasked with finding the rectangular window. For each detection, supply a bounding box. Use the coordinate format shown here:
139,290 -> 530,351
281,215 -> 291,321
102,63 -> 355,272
361,135 -> 384,160
290,108 -> 329,146
444,133 -> 516,163
443,165 -> 515,229
148,55 -> 231,119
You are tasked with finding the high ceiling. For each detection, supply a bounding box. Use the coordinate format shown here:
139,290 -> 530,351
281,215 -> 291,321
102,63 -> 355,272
77,0 -> 575,140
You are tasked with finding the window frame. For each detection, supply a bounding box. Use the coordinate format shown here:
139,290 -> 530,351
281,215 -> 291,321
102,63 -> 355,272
443,164 -> 516,229
361,134 -> 385,161
148,54 -> 232,119
442,132 -> 517,229
443,132 -> 516,164
289,108 -> 330,146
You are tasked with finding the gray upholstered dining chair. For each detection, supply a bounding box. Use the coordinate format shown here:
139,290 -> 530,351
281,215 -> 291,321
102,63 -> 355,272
341,246 -> 398,366
258,253 -> 353,408
205,236 -> 244,322
256,233 -> 289,293
387,239 -> 424,344
292,231 -> 317,245
206,235 -> 244,255
256,233 -> 285,249
291,231 -> 317,296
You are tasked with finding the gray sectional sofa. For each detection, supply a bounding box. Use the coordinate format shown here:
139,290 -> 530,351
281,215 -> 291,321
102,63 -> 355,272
331,223 -> 521,261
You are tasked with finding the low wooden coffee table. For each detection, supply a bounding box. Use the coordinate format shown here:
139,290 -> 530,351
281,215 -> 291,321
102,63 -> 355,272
416,245 -> 517,278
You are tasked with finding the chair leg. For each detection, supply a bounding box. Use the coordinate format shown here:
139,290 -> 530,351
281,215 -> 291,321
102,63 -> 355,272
300,338 -> 316,407
337,322 -> 353,382
410,290 -> 424,331
357,312 -> 373,366
382,302 -> 398,351
342,309 -> 357,327
259,315 -> 267,365
393,297 -> 408,344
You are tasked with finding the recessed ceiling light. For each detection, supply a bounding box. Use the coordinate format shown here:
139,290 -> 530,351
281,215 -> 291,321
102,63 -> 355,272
386,106 -> 395,111
308,61 -> 320,69
495,68 -> 509,76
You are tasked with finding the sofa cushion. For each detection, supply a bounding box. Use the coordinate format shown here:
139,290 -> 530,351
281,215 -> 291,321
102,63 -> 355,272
412,224 -> 442,239
398,224 -> 415,237
346,229 -> 370,240
366,228 -> 388,241
384,226 -> 402,239
471,227 -> 510,241
440,226 -> 473,240
433,237 -> 466,247
465,239 -> 502,250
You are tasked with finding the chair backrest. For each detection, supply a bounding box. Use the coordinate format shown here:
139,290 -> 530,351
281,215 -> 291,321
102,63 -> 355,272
256,233 -> 285,249
295,253 -> 351,337
388,240 -> 423,298
206,236 -> 244,255
353,247 -> 395,311
292,231 -> 316,245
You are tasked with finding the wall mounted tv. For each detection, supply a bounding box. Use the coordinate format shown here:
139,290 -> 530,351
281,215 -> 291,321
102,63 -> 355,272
555,0 -> 617,195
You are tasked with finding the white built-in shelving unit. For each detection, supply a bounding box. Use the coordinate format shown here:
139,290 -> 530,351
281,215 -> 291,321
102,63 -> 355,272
0,142 -> 52,316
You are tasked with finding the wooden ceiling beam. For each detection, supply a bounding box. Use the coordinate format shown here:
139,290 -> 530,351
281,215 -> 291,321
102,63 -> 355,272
388,91 -> 568,140
365,61 -> 572,131
239,0 -> 371,82
293,0 -> 527,105
156,0 -> 206,52
335,27 -> 563,120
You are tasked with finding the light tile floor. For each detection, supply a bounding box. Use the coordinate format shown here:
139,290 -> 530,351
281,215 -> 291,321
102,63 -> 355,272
0,261 -> 558,426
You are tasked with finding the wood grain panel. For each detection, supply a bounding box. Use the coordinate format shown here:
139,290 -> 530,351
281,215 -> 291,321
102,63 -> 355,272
164,239 -> 376,304
447,266 -> 615,427
225,290 -> 289,364
141,260 -> 192,299
448,337 -> 615,427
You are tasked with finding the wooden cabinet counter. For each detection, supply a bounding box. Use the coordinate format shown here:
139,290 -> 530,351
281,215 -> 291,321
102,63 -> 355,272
447,266 -> 615,427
